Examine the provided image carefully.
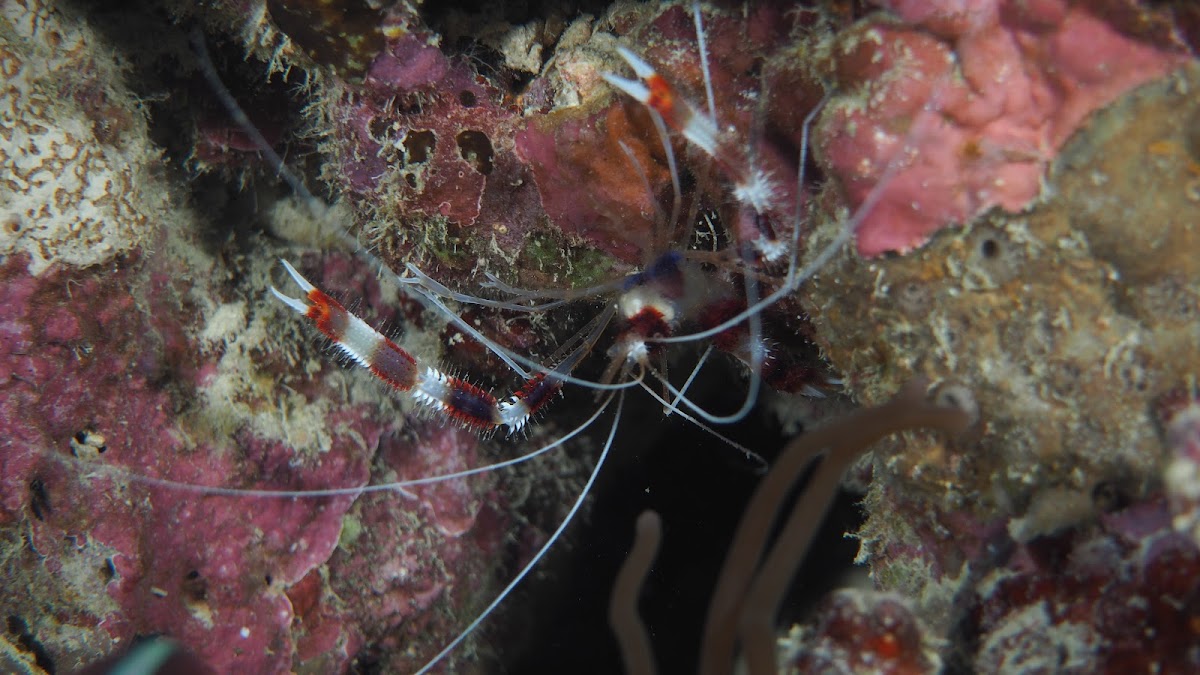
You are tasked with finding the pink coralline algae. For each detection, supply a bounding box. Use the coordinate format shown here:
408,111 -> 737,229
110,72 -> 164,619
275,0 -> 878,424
285,423 -> 509,672
0,248 -> 508,673
515,102 -> 668,265
818,0 -> 1194,257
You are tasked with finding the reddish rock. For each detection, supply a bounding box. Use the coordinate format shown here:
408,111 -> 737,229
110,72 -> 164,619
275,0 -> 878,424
817,0 -> 1192,257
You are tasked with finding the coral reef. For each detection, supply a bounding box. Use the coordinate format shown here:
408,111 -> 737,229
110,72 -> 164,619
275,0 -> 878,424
0,2 -> 575,672
0,177 -> 516,673
805,34 -> 1200,675
2,0 -> 1198,672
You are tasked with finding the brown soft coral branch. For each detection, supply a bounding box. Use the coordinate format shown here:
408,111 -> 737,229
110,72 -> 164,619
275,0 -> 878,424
610,381 -> 972,675
609,510 -> 663,675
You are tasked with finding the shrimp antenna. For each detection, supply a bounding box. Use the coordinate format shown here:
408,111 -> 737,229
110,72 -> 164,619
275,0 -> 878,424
637,376 -> 767,473
414,390 -> 627,674
54,393 -> 617,500
693,2 -> 718,125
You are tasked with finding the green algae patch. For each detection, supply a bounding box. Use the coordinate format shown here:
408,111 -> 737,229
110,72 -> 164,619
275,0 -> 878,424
520,231 -> 615,289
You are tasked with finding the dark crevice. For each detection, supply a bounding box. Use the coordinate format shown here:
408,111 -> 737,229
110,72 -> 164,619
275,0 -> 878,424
7,615 -> 56,674
60,0 -> 320,253
456,130 -> 494,175
403,130 -> 438,165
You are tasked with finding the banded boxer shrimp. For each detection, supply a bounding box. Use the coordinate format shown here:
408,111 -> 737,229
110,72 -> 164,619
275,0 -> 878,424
12,5 -> 931,673
259,30 -> 835,675
260,9 -> 923,668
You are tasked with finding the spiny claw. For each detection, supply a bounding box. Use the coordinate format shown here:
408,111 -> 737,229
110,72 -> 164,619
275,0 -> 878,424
270,259 -> 317,314
599,71 -> 651,106
279,259 -> 316,294
615,45 -> 656,79
602,45 -> 719,158
601,46 -> 657,103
